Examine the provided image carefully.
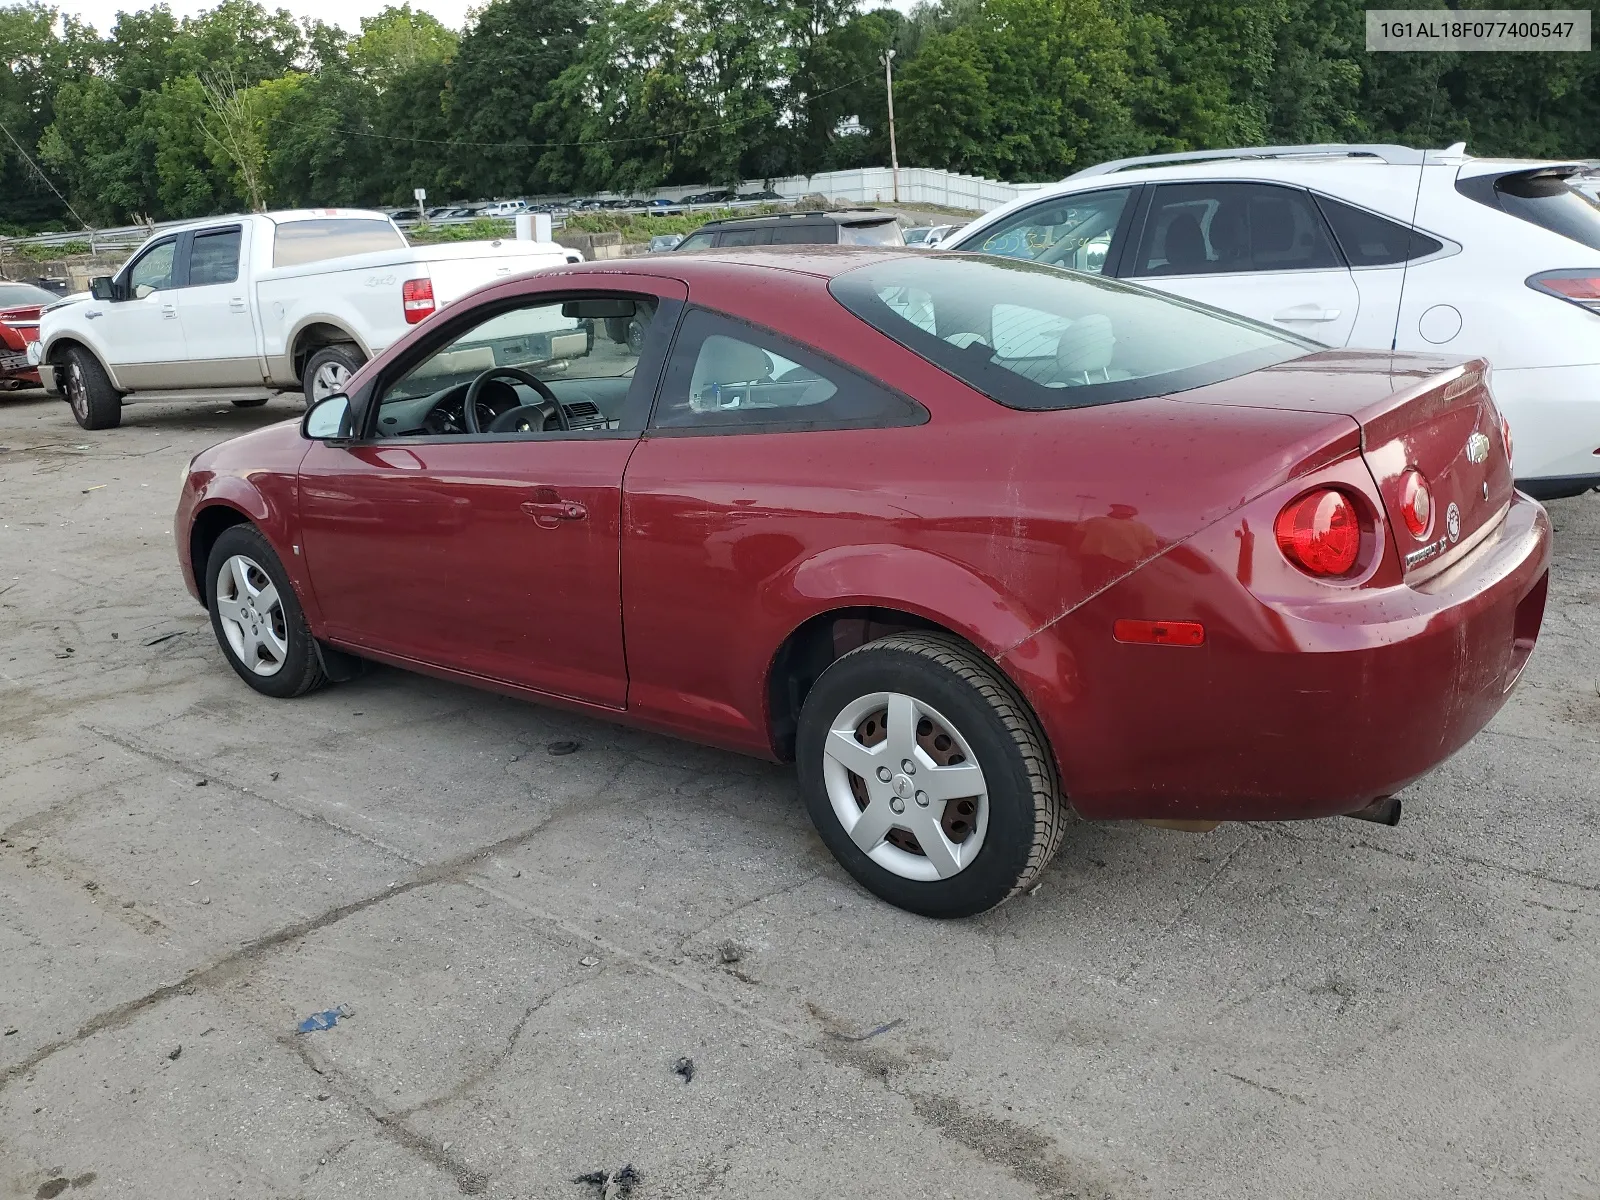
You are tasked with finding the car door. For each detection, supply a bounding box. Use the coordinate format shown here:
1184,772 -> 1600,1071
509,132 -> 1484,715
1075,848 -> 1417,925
296,278 -> 687,708
1120,181 -> 1361,346
174,224 -> 260,386
97,236 -> 188,389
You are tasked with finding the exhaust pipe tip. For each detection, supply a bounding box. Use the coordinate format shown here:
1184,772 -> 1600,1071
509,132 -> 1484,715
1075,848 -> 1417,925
1345,796 -> 1402,826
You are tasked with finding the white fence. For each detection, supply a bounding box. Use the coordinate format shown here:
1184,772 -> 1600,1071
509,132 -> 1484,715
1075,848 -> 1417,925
760,167 -> 1047,213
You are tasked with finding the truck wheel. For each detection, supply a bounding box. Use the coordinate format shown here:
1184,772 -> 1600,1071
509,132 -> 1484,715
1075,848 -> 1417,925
796,632 -> 1067,918
302,345 -> 365,408
61,347 -> 121,430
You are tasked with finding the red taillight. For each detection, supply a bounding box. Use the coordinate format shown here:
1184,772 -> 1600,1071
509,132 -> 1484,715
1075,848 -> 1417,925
402,278 -> 435,324
1501,415 -> 1514,466
1275,489 -> 1362,577
1527,270 -> 1600,313
1113,619 -> 1205,647
1397,469 -> 1432,538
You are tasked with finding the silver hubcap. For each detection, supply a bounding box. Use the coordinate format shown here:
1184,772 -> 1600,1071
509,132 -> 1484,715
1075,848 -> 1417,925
214,554 -> 289,677
311,361 -> 349,402
822,691 -> 989,882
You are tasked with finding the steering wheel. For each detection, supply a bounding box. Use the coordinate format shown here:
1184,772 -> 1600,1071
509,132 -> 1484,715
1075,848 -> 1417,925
462,367 -> 566,434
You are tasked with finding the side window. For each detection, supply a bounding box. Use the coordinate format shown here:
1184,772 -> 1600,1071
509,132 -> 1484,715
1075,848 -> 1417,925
676,231 -> 716,252
771,223 -> 827,244
718,226 -> 772,247
1314,195 -> 1443,265
972,188 -> 1130,273
1132,183 -> 1342,277
373,293 -> 659,438
128,240 -> 177,297
651,308 -> 925,433
187,228 -> 242,287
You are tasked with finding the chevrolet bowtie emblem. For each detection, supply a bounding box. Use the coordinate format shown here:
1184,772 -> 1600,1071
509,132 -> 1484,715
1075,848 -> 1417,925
1466,432 -> 1491,464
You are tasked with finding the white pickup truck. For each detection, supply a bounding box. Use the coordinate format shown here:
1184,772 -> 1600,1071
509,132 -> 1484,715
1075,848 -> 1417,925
33,208 -> 579,429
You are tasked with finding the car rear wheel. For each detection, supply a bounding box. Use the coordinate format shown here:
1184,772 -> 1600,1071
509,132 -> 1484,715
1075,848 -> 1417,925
205,525 -> 327,699
796,632 -> 1066,918
302,344 -> 365,408
61,346 -> 121,430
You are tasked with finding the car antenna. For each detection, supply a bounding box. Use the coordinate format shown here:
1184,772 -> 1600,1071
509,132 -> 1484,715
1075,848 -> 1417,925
1392,92 -> 1446,352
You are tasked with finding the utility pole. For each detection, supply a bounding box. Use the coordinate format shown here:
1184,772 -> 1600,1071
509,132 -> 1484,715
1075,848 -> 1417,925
881,49 -> 899,204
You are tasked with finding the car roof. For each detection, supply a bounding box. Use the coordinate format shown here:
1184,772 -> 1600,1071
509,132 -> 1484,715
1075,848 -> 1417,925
553,244 -> 909,282
696,209 -> 897,230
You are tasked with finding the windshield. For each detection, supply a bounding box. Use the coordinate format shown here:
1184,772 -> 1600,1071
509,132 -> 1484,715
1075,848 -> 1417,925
0,282 -> 59,309
828,254 -> 1313,411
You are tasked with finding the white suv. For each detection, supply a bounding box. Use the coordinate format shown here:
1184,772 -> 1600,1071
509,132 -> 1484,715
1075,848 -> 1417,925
944,143 -> 1600,498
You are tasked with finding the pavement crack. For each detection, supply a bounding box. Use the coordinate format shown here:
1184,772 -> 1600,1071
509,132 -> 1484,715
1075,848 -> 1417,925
1221,1070 -> 1309,1106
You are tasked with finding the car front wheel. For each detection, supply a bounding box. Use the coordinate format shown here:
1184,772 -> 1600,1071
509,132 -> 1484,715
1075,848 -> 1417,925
205,525 -> 327,698
796,632 -> 1066,918
61,346 -> 121,430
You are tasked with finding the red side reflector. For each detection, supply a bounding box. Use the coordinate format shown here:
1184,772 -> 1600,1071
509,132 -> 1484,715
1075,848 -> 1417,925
1113,619 -> 1205,647
402,278 -> 435,324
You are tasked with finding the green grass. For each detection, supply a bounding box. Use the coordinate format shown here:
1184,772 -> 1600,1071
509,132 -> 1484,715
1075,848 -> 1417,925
406,217 -> 515,244
563,204 -> 786,242
3,239 -> 92,261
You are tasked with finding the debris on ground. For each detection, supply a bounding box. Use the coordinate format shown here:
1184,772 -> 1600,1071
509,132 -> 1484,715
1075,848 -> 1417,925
296,1003 -> 355,1034
715,940 -> 743,965
142,631 -> 183,646
830,1018 -> 905,1043
166,1045 -> 181,1061
573,1164 -> 638,1198
579,955 -> 600,968
269,772 -> 279,781
674,1056 -> 695,1083
194,779 -> 207,787
547,739 -> 581,756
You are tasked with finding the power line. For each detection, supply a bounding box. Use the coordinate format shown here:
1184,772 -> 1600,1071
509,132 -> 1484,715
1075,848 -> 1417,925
270,69 -> 879,151
0,114 -> 91,229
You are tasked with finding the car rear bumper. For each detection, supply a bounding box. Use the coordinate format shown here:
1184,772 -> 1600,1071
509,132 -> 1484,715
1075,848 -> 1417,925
1001,493 -> 1552,822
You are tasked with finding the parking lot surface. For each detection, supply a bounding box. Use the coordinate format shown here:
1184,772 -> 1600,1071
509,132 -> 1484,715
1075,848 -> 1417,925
2,391 -> 1597,1199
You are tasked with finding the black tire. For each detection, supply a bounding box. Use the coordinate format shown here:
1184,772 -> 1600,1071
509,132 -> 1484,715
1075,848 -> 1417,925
796,632 -> 1066,918
61,346 -> 121,430
625,318 -> 646,356
204,525 -> 327,699
301,344 -> 366,408
604,316 -> 629,344
232,397 -> 269,408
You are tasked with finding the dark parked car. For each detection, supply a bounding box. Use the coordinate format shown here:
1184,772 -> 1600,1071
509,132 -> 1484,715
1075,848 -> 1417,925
675,210 -> 904,250
176,249 -> 1549,917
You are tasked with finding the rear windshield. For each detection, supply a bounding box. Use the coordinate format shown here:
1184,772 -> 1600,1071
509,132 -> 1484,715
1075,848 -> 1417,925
0,282 -> 59,308
1460,170 -> 1600,252
828,254 -> 1311,410
272,218 -> 406,268
840,221 -> 904,247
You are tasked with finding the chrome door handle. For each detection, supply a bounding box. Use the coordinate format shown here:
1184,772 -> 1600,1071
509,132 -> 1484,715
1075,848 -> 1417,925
1274,304 -> 1341,322
161,303 -> 177,318
229,298 -> 248,312
520,499 -> 587,527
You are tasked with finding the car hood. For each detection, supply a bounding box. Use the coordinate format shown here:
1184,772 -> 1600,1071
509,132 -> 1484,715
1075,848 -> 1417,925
192,417 -> 310,477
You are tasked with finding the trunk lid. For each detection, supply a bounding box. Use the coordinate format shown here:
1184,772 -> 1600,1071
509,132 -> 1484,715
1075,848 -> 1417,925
1168,349 -> 1515,577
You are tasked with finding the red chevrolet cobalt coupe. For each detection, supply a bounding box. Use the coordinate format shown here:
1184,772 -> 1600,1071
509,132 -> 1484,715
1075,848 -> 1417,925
175,250 -> 1550,916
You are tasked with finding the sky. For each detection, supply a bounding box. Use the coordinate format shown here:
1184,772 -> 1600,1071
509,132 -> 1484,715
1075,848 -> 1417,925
54,0 -> 921,36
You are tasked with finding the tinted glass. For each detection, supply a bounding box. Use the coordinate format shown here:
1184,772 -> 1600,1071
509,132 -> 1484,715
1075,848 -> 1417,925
719,227 -> 771,247
652,308 -> 924,432
1133,183 -> 1341,276
128,240 -> 177,294
771,223 -> 829,244
839,221 -> 904,247
829,254 -> 1311,411
0,282 -> 59,307
188,227 -> 242,286
1496,172 -> 1600,252
969,188 -> 1129,273
676,231 -> 715,252
272,218 -> 405,268
1314,195 -> 1441,265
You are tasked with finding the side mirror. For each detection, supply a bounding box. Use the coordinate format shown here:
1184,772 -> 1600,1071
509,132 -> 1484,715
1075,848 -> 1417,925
90,276 -> 116,302
302,393 -> 353,441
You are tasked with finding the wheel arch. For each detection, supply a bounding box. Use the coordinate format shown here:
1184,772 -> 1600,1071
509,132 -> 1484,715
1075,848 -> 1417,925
188,502 -> 258,604
289,320 -> 370,383
44,336 -> 123,393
